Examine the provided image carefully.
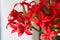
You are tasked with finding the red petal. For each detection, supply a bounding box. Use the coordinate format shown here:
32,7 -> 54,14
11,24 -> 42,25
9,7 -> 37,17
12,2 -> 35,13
40,34 -> 47,39
24,24 -> 30,29
6,23 -> 10,29
25,29 -> 32,35
18,31 -> 24,36
50,31 -> 58,37
37,10 -> 44,20
40,0 -> 46,6
43,16 -> 51,22
9,23 -> 16,28
11,28 -> 17,33
17,17 -> 22,23
48,37 -> 52,40
8,18 -> 15,23
45,26 -> 51,34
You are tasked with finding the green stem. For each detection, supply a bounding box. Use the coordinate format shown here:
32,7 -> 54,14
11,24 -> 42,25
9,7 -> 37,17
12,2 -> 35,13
22,5 -> 26,13
32,26 -> 40,32
39,28 -> 41,40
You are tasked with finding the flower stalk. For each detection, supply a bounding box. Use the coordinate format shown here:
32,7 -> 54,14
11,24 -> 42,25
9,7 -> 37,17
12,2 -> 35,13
22,5 -> 26,13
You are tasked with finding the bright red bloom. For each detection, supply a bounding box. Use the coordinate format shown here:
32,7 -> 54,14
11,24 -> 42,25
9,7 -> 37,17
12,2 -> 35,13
8,23 -> 32,36
7,9 -> 32,36
9,23 -> 24,36
6,9 -> 23,28
8,9 -> 23,23
40,31 -> 57,40
40,26 -> 57,40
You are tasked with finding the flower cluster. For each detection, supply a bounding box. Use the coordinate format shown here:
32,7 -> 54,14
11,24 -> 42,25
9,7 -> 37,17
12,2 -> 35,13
7,0 -> 60,40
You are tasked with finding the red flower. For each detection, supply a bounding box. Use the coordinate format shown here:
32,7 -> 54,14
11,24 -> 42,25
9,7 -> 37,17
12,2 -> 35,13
40,26 -> 58,40
9,23 -> 24,36
6,9 -> 23,28
8,23 -> 32,36
8,9 -> 23,23
40,31 -> 58,40
7,0 -> 60,39
7,9 -> 32,36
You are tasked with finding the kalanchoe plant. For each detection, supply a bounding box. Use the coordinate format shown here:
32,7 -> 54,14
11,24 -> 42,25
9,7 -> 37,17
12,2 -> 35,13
6,0 -> 60,40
